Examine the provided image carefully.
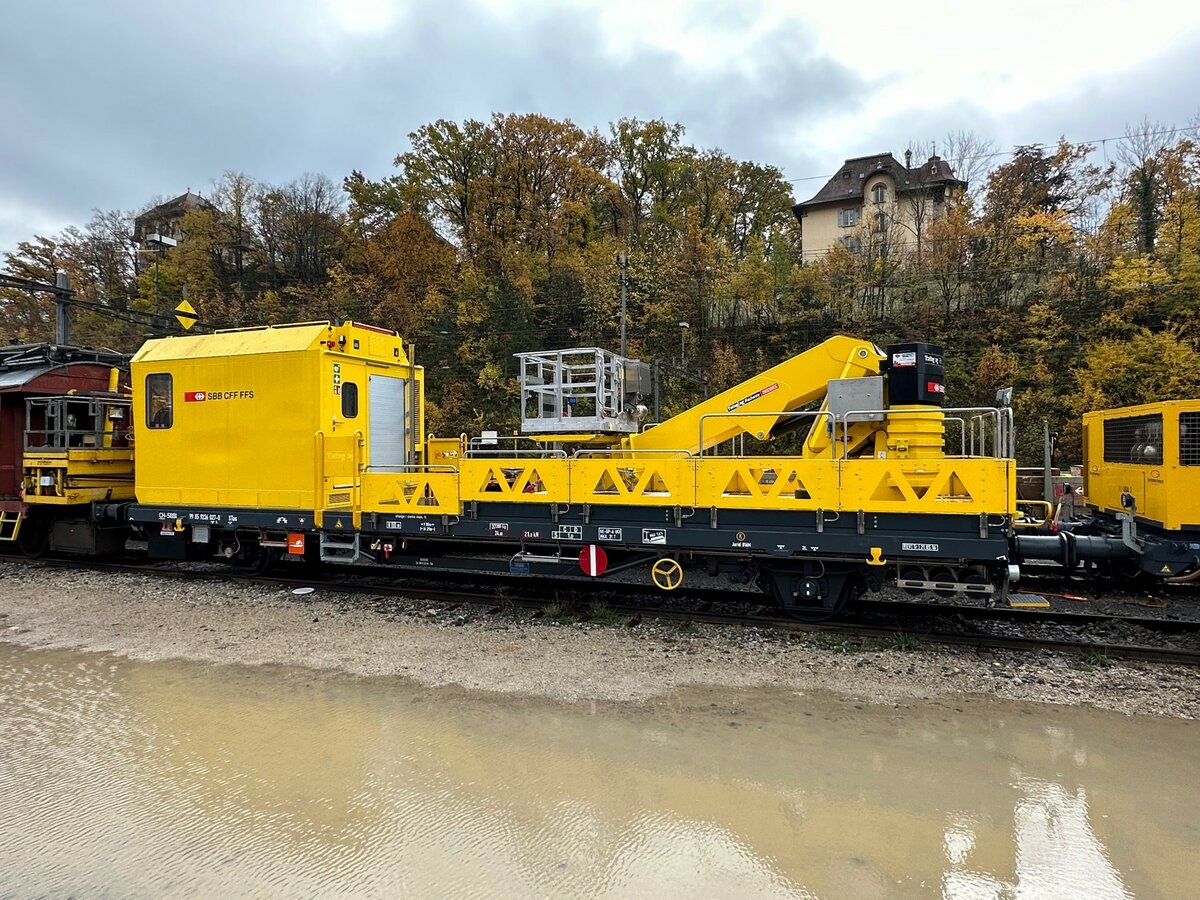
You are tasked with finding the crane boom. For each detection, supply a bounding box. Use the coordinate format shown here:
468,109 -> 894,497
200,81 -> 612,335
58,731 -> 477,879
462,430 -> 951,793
625,336 -> 884,455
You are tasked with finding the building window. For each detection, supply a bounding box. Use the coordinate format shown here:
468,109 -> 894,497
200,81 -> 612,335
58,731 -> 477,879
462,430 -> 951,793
838,235 -> 862,252
872,184 -> 887,204
837,207 -> 860,228
146,374 -> 172,429
341,381 -> 359,418
873,212 -> 887,234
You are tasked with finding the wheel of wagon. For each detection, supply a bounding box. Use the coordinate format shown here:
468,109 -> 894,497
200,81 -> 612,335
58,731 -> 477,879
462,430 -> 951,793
899,566 -> 927,597
762,566 -> 862,623
235,546 -> 281,576
17,516 -> 49,558
779,577 -> 860,623
651,557 -> 684,591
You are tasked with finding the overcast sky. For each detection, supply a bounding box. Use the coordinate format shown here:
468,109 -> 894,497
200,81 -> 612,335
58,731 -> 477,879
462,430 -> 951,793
2,0 -> 1200,254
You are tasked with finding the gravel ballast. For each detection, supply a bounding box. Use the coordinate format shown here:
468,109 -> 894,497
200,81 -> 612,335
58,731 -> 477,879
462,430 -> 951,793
1,562 -> 1198,718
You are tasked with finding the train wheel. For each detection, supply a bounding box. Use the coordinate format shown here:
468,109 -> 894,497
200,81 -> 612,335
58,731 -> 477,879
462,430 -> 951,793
17,517 -> 49,558
759,565 -> 862,622
926,567 -> 957,600
899,566 -> 927,597
235,547 -> 281,576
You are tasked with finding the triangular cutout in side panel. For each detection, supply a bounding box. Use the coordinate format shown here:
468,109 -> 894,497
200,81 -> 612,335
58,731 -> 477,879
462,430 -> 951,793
522,468 -> 547,494
783,470 -> 812,500
723,469 -> 753,497
870,470 -> 916,503
593,469 -> 623,495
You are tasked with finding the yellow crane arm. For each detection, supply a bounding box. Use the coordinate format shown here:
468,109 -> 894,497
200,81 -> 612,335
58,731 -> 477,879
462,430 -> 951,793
625,335 -> 885,456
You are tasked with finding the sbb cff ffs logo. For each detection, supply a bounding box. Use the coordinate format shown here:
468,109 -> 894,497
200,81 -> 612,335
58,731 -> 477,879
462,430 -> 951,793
184,390 -> 256,402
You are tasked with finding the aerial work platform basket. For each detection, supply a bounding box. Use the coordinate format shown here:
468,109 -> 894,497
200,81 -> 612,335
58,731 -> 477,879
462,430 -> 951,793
515,347 -> 650,435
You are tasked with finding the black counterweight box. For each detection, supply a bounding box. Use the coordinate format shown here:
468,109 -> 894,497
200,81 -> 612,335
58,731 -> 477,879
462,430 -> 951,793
885,343 -> 945,406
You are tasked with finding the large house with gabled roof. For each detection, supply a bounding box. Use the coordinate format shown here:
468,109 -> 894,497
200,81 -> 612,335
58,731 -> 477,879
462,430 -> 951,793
792,151 -> 966,263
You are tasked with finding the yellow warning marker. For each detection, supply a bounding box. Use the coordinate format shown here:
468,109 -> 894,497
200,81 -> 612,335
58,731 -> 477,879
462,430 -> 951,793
1009,593 -> 1050,609
175,299 -> 198,330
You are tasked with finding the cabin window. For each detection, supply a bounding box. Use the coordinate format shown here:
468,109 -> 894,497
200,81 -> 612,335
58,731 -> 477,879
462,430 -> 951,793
1180,412 -> 1200,466
341,381 -> 359,418
1102,413 -> 1162,466
146,374 -> 172,429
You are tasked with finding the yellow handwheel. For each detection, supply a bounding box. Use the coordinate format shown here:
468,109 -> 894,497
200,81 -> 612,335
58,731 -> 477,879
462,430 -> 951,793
651,557 -> 684,591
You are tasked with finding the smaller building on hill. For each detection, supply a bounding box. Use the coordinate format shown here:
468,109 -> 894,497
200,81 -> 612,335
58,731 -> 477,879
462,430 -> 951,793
133,192 -> 215,249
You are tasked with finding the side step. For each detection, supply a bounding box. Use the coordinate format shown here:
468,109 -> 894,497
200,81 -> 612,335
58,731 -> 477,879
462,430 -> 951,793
0,511 -> 23,542
319,531 -> 362,564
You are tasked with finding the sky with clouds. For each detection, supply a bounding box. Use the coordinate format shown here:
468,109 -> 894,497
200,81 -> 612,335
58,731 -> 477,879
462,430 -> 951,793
2,0 -> 1200,254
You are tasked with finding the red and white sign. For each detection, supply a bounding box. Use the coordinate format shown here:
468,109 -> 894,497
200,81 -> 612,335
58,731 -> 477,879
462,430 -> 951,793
579,544 -> 608,577
287,533 -> 306,555
184,391 -> 207,402
926,382 -> 945,394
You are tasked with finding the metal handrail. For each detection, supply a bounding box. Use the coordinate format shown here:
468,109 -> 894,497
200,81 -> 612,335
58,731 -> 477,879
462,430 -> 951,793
943,416 -> 967,457
366,464 -> 461,473
23,429 -> 131,452
839,406 -> 1007,459
463,449 -> 569,459
468,435 -> 549,450
697,410 -> 836,458
572,448 -> 692,459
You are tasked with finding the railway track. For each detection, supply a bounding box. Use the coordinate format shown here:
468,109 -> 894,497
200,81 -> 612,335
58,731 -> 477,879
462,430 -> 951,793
5,553 -> 1200,667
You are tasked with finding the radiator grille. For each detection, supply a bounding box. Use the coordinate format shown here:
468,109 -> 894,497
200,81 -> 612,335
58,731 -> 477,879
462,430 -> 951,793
1103,413 -> 1163,465
1181,412 -> 1200,466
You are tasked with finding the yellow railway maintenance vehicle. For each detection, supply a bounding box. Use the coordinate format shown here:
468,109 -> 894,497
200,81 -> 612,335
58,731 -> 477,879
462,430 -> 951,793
90,321 -> 1024,616
1014,400 -> 1200,582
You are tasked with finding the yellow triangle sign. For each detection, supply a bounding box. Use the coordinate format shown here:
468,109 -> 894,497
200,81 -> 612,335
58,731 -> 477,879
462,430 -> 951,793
175,299 -> 198,330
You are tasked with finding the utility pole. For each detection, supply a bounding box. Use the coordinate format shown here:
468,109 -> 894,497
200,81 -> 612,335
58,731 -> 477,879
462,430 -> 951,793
54,271 -> 70,345
652,359 -> 660,423
617,253 -> 628,358
1043,420 -> 1055,504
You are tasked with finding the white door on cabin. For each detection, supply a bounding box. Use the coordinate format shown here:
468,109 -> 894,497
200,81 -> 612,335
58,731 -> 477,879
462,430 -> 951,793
368,374 -> 409,468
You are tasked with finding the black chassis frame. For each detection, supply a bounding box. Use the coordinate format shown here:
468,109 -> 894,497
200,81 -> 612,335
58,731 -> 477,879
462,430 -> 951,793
126,501 -> 1013,605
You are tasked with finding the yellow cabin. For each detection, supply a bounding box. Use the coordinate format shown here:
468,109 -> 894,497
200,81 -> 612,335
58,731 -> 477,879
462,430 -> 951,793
131,321 -> 422,523
1082,399 -> 1200,531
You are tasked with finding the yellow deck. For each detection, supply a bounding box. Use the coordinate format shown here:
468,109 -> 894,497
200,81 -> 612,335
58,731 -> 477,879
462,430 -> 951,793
358,453 -> 1016,518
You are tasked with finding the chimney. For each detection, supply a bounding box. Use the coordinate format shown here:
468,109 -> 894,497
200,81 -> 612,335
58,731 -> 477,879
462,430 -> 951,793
904,149 -> 913,169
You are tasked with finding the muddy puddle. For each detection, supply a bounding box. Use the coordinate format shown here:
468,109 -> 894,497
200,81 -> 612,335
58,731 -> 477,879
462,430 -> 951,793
1,642 -> 1197,898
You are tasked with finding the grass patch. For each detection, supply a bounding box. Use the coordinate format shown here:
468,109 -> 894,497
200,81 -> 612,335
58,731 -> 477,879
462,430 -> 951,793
890,632 -> 922,652
541,602 -> 576,624
810,632 -> 871,653
1078,649 -> 1115,669
588,602 -> 621,626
